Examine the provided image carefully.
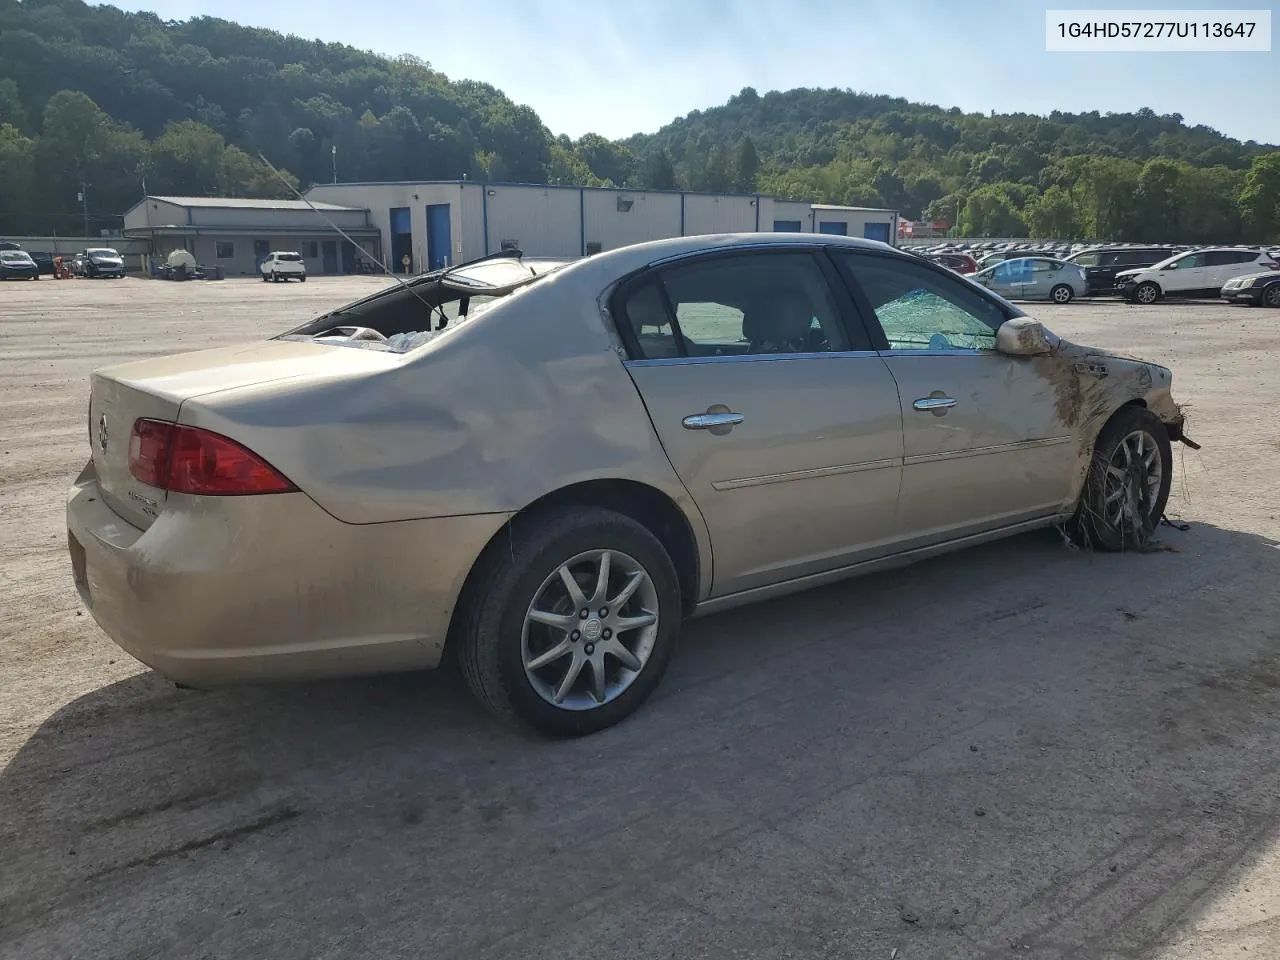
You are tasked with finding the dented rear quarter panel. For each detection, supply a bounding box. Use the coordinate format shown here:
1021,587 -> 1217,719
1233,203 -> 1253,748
178,262 -> 715,596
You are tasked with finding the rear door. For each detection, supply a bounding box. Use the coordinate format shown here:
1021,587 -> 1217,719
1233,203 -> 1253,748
831,251 -> 1078,545
619,249 -> 905,597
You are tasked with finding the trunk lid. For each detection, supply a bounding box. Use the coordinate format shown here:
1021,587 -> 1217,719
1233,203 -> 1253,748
88,340 -> 397,529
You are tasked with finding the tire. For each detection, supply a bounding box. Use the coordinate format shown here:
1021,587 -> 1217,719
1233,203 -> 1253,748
271,272 -> 279,283
1133,281 -> 1160,305
1050,284 -> 1073,304
262,273 -> 269,282
457,506 -> 682,736
1070,406 -> 1172,551
1265,284 -> 1280,308
299,274 -> 306,282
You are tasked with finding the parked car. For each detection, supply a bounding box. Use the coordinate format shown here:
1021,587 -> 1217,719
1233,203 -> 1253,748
1117,248 -> 1280,303
926,252 -> 978,275
1221,270 -> 1280,307
261,251 -> 307,282
0,249 -> 40,280
972,257 -> 1087,303
68,236 -> 1193,735
78,247 -> 126,278
28,251 -> 55,276
1063,246 -> 1179,296
0,240 -> 21,251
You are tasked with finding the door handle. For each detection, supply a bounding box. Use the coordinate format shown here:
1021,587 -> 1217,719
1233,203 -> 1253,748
682,411 -> 744,431
913,396 -> 957,411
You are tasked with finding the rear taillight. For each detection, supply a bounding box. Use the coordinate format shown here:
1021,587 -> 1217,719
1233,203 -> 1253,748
128,419 -> 296,495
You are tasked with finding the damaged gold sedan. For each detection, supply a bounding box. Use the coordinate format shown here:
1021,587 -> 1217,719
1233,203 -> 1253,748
67,234 -> 1194,736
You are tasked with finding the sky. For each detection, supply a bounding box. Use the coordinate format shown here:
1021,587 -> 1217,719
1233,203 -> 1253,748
110,0 -> 1278,144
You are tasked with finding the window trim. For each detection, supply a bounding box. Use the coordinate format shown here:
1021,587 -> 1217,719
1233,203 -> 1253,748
828,248 -> 1018,355
609,246 -> 875,362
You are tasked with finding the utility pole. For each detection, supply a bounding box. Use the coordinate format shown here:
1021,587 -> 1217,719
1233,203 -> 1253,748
331,144 -> 337,184
78,179 -> 89,238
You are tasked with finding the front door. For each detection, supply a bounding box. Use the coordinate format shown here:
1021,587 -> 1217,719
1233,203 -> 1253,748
1155,251 -> 1206,293
618,250 -> 904,597
832,250 -> 1077,544
321,240 -> 338,274
253,239 -> 269,271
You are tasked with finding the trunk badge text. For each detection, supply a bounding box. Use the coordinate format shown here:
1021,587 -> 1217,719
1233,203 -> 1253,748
98,414 -> 109,453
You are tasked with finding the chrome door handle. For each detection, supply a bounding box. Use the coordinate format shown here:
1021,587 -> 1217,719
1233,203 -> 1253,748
682,411 -> 744,430
913,396 -> 957,411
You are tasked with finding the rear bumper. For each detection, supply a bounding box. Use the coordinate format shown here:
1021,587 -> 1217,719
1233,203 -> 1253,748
67,463 -> 510,685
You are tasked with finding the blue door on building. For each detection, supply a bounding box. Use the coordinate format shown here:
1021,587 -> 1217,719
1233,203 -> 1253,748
863,222 -> 892,243
321,240 -> 338,274
253,239 -> 269,271
426,204 -> 451,270
773,220 -> 803,232
818,221 -> 848,236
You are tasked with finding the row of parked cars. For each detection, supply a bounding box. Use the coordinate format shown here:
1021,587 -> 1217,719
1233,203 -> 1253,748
0,241 -> 126,279
917,242 -> 1280,306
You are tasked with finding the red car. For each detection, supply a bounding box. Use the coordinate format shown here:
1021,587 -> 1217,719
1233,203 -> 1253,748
926,253 -> 978,275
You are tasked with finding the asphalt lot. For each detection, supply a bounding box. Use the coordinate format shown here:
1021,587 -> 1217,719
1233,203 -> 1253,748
3,276 -> 1280,960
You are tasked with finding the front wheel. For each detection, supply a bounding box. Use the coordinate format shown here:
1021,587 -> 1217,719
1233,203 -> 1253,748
1070,406 -> 1172,551
299,274 -> 306,282
1265,285 -> 1280,308
262,272 -> 269,282
1133,281 -> 1160,305
1050,284 -> 1073,304
271,271 -> 279,283
457,507 -> 681,736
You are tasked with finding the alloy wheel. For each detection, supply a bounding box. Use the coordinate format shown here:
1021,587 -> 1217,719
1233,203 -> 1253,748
521,549 -> 659,711
1102,430 -> 1163,532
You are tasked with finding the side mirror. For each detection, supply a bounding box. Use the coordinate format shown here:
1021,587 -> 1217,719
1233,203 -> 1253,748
996,317 -> 1056,356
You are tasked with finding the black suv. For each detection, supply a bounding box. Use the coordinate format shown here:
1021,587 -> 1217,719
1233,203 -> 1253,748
1064,246 -> 1179,295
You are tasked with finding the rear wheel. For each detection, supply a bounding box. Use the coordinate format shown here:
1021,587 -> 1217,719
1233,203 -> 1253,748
1050,284 -> 1073,304
271,271 -> 279,283
457,506 -> 681,736
1071,406 -> 1172,551
1133,281 -> 1160,305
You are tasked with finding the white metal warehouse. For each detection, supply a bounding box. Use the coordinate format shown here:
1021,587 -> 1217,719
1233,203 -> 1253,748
304,180 -> 898,274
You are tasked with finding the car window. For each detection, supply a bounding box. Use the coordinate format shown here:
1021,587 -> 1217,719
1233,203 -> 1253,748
1234,251 -> 1261,263
1204,251 -> 1241,266
1164,253 -> 1203,270
631,252 -> 848,359
1072,252 -> 1101,267
834,252 -> 1006,352
1032,260 -> 1057,273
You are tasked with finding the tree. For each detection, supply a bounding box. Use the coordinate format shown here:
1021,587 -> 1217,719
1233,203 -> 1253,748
574,133 -> 634,186
1134,158 -> 1182,240
0,79 -> 25,131
1238,153 -> 1280,242
960,183 -> 1027,237
701,144 -> 732,192
0,124 -> 36,233
639,149 -> 677,190
1022,185 -> 1081,239
150,120 -> 226,194
732,136 -> 760,192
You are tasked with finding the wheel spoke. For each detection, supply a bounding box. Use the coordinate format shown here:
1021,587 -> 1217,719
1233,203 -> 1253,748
1105,485 -> 1126,505
527,609 -> 578,632
607,640 -> 643,672
553,653 -> 586,703
1107,465 -> 1127,483
591,550 -> 612,606
557,565 -> 588,610
526,639 -> 573,671
613,611 -> 657,633
588,658 -> 607,703
608,571 -> 645,610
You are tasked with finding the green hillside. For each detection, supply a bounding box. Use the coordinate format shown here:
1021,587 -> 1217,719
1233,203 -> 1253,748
1,0 -> 1277,242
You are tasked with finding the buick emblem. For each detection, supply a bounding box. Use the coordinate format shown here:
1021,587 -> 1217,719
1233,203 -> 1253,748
97,414 -> 109,453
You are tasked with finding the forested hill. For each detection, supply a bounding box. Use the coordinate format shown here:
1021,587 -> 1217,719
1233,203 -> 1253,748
1,0 -> 1278,243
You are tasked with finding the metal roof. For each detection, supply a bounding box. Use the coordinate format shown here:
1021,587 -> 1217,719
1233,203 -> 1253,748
147,196 -> 365,212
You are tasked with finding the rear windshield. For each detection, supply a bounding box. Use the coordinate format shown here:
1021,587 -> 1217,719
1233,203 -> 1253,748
275,253 -> 303,261
86,248 -> 119,256
0,251 -> 32,262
